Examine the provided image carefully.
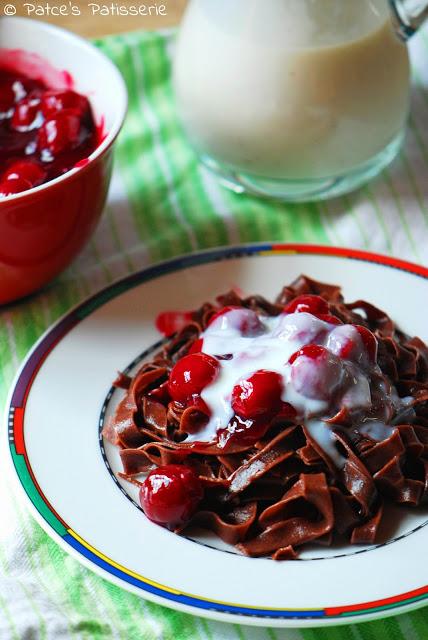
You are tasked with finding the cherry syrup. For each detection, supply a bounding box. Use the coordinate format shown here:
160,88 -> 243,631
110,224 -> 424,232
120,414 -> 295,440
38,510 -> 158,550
0,68 -> 98,196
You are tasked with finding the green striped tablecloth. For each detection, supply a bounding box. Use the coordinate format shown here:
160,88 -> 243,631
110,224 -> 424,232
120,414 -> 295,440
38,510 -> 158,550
2,26 -> 428,640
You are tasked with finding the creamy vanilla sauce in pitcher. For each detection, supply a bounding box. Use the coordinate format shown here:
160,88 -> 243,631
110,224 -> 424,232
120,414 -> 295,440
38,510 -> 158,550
174,0 -> 410,179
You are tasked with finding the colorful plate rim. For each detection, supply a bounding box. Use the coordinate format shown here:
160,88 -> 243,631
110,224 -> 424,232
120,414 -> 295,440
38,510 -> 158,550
5,242 -> 428,627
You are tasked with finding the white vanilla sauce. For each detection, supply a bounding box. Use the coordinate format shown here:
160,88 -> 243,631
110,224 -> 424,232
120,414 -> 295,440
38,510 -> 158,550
185,309 -> 406,467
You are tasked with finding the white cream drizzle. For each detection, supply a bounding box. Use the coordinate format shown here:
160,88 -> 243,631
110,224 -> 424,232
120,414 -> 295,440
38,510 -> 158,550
185,308 -> 406,466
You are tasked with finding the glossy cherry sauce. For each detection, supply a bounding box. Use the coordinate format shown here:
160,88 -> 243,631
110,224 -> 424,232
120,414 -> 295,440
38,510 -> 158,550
0,67 -> 98,196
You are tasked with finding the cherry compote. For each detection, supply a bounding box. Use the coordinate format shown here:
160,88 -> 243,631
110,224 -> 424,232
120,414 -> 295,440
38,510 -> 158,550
0,68 -> 98,197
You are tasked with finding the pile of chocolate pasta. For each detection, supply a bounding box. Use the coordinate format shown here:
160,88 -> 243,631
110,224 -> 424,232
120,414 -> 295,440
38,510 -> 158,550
103,276 -> 428,559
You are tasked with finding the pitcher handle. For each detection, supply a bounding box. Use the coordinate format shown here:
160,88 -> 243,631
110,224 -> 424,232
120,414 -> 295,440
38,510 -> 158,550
390,0 -> 428,39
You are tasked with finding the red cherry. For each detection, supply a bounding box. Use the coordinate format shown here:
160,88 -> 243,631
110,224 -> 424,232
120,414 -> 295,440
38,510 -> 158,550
139,464 -> 203,527
208,306 -> 265,336
326,325 -> 377,365
37,110 -> 81,156
168,353 -> 219,403
231,370 -> 283,419
317,314 -> 342,325
40,89 -> 90,118
289,344 -> 325,365
188,338 -> 204,354
11,95 -> 41,130
284,295 -> 329,315
0,177 -> 32,197
289,344 -> 343,401
155,310 -> 193,337
3,160 -> 47,187
208,306 -> 240,325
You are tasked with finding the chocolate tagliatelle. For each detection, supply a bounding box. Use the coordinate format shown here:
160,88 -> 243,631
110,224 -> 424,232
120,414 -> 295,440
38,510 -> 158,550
103,276 -> 428,559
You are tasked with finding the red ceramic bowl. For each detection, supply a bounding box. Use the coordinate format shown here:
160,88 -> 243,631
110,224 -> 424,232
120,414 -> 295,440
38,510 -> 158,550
0,17 -> 127,304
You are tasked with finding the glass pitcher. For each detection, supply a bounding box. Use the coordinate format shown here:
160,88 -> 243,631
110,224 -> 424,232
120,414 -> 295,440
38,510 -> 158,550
173,0 -> 427,202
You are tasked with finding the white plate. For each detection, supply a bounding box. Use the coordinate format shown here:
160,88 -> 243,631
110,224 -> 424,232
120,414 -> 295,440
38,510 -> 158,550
5,243 -> 428,628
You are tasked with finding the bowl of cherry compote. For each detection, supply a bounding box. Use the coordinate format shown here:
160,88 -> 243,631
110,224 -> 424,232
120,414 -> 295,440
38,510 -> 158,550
0,17 -> 127,304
